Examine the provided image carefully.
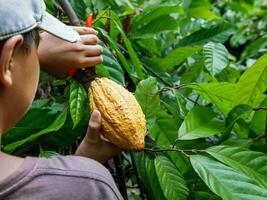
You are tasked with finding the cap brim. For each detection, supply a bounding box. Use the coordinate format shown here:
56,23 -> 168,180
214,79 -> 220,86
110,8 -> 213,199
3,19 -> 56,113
39,12 -> 80,43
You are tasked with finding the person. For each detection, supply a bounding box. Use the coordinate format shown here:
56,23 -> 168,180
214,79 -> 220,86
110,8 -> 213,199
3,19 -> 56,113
0,0 -> 123,199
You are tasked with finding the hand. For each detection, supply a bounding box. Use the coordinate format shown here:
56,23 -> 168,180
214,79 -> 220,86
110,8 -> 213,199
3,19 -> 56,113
75,110 -> 122,164
38,27 -> 103,78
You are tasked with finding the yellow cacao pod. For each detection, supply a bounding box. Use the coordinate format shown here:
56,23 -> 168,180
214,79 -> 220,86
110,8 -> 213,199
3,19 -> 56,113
89,77 -> 146,151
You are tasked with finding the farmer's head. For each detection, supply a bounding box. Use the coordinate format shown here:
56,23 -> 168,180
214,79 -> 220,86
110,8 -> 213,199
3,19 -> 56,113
0,0 -> 80,132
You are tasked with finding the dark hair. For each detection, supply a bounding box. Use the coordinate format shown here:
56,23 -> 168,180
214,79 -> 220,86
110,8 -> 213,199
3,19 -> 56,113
0,29 -> 40,55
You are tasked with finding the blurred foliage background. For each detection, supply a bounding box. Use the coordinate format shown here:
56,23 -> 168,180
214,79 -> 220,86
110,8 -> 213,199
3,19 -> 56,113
2,0 -> 267,199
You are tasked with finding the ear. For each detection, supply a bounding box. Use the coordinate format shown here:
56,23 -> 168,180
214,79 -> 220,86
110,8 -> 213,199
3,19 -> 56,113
0,35 -> 24,88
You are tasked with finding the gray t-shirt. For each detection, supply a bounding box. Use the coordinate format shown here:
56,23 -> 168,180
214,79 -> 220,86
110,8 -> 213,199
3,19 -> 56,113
0,156 -> 123,200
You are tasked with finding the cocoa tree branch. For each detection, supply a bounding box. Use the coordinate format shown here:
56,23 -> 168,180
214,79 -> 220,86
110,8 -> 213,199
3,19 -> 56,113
144,147 -> 204,154
253,107 -> 267,111
57,0 -> 81,26
130,151 -> 146,200
114,154 -> 128,200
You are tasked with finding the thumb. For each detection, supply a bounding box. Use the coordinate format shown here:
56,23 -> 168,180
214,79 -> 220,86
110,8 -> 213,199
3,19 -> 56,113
86,110 -> 101,141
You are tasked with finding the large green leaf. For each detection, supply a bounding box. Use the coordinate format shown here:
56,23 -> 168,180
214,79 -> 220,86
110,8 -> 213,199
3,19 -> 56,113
178,106 -> 224,140
145,157 -> 167,200
233,54 -> 267,108
113,21 -> 144,80
189,83 -> 236,115
152,111 -> 179,145
97,28 -> 138,84
176,23 -> 235,47
190,155 -> 267,200
152,46 -> 202,72
154,156 -> 189,200
203,42 -> 229,76
97,40 -> 125,85
131,5 -> 184,38
135,77 -> 160,131
4,110 -> 67,153
207,145 -> 267,189
69,79 -> 88,128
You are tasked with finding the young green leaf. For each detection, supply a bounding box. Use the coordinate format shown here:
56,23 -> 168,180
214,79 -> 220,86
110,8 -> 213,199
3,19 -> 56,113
189,83 -> 236,115
154,155 -> 189,200
203,42 -> 229,76
135,77 -> 160,131
178,106 -> 224,140
70,79 -> 88,128
97,40 -> 125,85
232,54 -> 267,108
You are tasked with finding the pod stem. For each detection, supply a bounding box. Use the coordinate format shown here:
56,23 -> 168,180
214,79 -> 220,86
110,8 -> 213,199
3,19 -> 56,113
57,0 -> 97,87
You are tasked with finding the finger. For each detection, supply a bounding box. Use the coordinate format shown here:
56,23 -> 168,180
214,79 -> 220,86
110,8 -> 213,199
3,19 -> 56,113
72,27 -> 98,35
80,35 -> 98,45
82,45 -> 103,57
87,110 -> 101,142
83,55 -> 103,67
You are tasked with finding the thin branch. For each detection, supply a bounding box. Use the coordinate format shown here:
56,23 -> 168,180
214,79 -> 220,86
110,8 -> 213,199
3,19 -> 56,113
253,107 -> 267,111
194,94 -> 200,106
114,154 -> 128,200
93,7 -> 111,24
57,0 -> 81,26
130,151 -> 146,200
144,147 -> 203,154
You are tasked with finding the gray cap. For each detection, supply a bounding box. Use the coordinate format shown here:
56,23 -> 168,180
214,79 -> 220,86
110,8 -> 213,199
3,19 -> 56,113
0,0 -> 80,42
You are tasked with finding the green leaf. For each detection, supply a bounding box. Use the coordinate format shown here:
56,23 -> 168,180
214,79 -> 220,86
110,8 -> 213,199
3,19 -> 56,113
241,36 -> 267,60
135,77 -> 160,131
113,21 -> 144,80
189,0 -> 217,19
146,157 -> 167,200
69,0 -> 87,20
207,145 -> 267,189
189,7 -> 218,19
233,54 -> 267,108
69,79 -> 88,128
39,150 -> 59,158
131,5 -> 183,38
97,40 -> 125,85
176,23 -> 235,47
203,42 -> 229,76
154,156 -> 189,200
190,155 -> 267,200
152,111 -> 179,145
4,110 -> 67,153
218,105 -> 251,143
133,151 -> 167,200
152,46 -> 202,72
250,97 -> 267,134
189,83 -> 236,115
178,106 -> 224,140
97,28 -> 138,84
